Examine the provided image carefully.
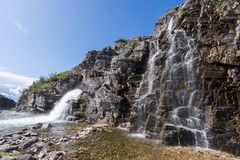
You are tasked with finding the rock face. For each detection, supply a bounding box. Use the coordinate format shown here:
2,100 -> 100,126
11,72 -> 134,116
16,0 -> 240,156
0,95 -> 16,110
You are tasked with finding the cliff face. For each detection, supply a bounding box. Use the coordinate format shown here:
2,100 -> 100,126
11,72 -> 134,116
0,95 -> 16,110
16,0 -> 240,155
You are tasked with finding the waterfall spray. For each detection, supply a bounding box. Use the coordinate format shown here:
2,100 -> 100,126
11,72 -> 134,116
0,89 -> 82,127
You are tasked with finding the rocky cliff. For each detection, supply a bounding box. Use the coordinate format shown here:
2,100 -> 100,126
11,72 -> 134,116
16,0 -> 240,155
0,95 -> 16,110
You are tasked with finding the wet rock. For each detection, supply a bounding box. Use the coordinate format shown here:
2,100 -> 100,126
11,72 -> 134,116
31,123 -> 43,130
66,115 -> 77,121
41,123 -> 52,130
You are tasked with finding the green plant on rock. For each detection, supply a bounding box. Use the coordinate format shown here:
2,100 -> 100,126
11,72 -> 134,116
215,4 -> 221,13
179,8 -> 186,17
27,71 -> 71,92
237,18 -> 240,25
127,40 -> 136,49
79,95 -> 88,118
0,151 -> 23,158
229,28 -> 235,34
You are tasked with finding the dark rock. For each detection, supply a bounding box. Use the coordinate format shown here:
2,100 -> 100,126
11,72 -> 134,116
31,123 -> 43,130
22,137 -> 38,151
0,95 -> 16,110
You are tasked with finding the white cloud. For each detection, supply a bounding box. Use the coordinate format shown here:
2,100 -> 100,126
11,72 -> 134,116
14,21 -> 28,35
0,71 -> 36,87
9,86 -> 23,97
0,71 -> 37,100
0,93 -> 10,98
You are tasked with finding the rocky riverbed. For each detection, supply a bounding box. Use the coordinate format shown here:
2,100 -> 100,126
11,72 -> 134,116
0,123 -> 103,160
0,123 -> 239,160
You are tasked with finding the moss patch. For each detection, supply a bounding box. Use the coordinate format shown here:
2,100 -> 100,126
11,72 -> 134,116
79,95 -> 89,118
0,151 -> 23,158
179,8 -> 186,17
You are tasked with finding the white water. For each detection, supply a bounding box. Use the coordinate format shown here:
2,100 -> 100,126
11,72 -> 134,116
0,89 -> 82,129
133,17 -> 174,135
136,17 -> 173,100
166,25 -> 209,148
134,16 -> 209,148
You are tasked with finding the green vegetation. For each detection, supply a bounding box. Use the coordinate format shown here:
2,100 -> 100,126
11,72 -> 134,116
237,18 -> 240,25
27,71 -> 70,92
215,4 -> 221,12
127,40 -> 136,49
79,95 -> 88,118
229,28 -> 235,34
179,8 -> 186,17
0,151 -> 23,158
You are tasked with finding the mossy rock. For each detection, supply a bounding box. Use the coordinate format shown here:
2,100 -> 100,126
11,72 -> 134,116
0,151 -> 23,158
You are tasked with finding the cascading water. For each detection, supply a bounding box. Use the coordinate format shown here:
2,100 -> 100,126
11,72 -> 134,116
134,39 -> 162,133
134,17 -> 209,148
0,89 -> 82,130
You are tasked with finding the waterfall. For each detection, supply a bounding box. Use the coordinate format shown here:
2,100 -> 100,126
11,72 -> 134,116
48,89 -> 82,121
0,89 -> 82,128
147,42 -> 161,95
134,17 -> 209,148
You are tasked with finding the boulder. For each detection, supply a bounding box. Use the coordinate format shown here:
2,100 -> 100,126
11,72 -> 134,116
22,137 -> 38,151
41,123 -> 52,130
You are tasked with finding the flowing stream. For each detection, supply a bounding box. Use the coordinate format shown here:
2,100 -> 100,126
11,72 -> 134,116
0,89 -> 82,132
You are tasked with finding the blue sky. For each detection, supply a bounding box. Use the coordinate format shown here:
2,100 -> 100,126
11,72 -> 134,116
0,0 -> 184,100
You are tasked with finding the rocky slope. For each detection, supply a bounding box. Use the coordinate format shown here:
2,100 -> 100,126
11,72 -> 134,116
0,95 -> 16,110
16,0 -> 240,156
